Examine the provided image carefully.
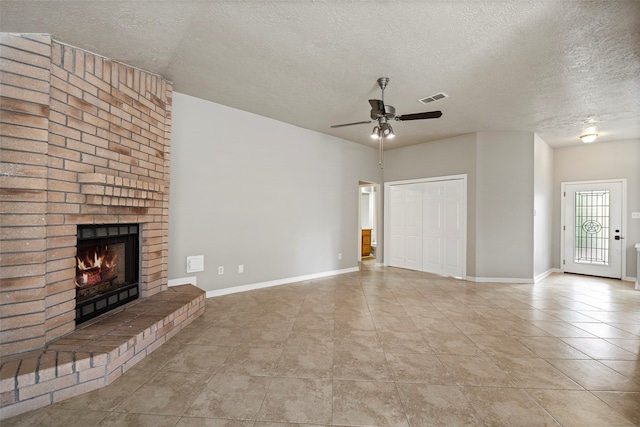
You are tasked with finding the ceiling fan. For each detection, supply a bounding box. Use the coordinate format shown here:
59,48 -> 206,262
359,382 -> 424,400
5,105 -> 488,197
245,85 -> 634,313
331,77 -> 443,167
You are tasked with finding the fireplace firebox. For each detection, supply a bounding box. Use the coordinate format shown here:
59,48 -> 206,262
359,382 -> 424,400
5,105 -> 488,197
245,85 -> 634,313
75,224 -> 140,324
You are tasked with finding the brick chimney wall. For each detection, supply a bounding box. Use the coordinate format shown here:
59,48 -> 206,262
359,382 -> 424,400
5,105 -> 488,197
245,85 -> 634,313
0,34 -> 173,358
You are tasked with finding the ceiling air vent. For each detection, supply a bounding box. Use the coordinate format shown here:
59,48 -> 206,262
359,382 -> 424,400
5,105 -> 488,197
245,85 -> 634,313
418,92 -> 449,105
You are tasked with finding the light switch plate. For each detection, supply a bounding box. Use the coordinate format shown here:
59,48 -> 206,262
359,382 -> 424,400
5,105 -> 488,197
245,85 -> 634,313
186,255 -> 204,273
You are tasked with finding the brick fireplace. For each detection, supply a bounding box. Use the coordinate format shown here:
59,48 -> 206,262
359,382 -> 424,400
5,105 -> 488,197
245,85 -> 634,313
1,32 -> 173,356
0,34 -> 205,418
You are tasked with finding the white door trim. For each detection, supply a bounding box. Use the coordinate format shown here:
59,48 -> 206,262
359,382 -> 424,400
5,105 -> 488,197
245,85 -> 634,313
384,174 -> 467,279
560,178 -> 627,279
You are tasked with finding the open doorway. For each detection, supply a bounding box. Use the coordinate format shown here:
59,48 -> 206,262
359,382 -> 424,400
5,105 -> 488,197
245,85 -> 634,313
359,181 -> 379,266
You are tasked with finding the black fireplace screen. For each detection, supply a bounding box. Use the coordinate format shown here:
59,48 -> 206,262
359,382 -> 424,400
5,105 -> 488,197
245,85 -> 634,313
75,224 -> 139,324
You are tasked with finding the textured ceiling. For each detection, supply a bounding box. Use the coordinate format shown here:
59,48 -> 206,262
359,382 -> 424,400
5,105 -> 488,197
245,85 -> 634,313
2,0 -> 639,149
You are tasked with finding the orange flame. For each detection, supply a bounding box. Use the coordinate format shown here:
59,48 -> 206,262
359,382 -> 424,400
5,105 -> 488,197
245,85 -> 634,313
75,247 -> 118,287
76,249 -> 117,271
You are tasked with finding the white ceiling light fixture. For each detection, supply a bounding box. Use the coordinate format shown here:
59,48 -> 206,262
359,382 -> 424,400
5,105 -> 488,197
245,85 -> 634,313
580,133 -> 598,143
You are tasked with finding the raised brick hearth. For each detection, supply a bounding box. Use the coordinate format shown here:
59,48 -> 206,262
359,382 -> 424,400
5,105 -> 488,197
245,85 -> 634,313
0,284 -> 205,419
0,34 -> 202,419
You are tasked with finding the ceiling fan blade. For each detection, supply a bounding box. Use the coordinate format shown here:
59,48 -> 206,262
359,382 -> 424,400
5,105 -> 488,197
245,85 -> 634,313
369,99 -> 385,115
330,120 -> 372,128
395,111 -> 443,121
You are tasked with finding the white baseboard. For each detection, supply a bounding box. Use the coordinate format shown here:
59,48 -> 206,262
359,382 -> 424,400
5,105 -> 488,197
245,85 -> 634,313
168,276 -> 198,287
466,276 -> 534,284
535,268 -> 560,282
205,267 -> 360,298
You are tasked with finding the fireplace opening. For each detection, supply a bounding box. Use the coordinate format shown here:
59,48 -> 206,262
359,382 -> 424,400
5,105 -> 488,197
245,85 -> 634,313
76,224 -> 139,324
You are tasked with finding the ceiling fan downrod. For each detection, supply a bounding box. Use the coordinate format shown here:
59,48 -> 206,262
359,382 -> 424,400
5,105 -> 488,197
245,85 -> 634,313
377,77 -> 389,104
376,78 -> 389,169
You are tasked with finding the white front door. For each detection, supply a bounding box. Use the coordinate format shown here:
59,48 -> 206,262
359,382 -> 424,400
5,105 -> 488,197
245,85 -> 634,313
563,181 -> 624,279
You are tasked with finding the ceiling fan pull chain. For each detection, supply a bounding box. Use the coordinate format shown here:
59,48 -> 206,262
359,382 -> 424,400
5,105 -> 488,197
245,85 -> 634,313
379,136 -> 384,169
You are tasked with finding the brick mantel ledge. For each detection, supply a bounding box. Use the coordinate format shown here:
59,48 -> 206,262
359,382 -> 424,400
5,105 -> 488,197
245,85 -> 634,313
0,284 -> 205,420
78,172 -> 165,207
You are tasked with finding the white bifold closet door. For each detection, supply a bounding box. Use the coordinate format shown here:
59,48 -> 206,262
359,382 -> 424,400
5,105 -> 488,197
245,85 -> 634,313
389,183 -> 423,270
389,179 -> 464,278
423,180 -> 464,276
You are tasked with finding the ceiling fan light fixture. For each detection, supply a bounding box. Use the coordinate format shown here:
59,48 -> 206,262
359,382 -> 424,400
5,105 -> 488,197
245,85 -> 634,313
580,133 -> 598,143
370,126 -> 380,139
384,124 -> 395,139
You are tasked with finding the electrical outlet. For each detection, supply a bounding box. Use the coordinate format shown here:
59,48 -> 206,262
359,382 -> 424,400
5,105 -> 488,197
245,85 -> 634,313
632,212 -> 640,219
338,253 -> 342,260
218,266 -> 224,275
238,264 -> 244,273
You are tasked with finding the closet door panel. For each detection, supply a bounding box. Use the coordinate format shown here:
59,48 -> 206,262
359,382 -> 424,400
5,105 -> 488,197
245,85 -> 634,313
442,180 -> 464,277
404,184 -> 423,271
389,185 -> 406,268
423,182 -> 444,275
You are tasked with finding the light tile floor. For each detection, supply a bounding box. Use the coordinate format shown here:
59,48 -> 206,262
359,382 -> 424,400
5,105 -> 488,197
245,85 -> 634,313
5,264 -> 640,426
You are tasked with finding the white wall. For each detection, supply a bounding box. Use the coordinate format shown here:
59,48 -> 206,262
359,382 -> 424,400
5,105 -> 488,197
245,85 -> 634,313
169,92 -> 382,292
475,132 -> 535,281
534,134 -> 554,279
360,191 -> 372,228
553,139 -> 640,280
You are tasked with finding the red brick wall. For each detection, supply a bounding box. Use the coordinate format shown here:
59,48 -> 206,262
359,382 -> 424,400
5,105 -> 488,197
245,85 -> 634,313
0,34 -> 172,358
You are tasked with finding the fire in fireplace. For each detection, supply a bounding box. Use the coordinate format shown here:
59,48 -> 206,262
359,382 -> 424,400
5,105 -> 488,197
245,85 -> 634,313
76,246 -> 118,287
75,224 -> 139,324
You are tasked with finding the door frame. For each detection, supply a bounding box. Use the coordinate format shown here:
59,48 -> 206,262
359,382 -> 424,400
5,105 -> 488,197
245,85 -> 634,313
384,174 -> 467,279
560,178 -> 627,278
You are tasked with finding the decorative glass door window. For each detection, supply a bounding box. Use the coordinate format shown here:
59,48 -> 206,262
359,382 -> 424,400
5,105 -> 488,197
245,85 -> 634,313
574,190 -> 610,265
